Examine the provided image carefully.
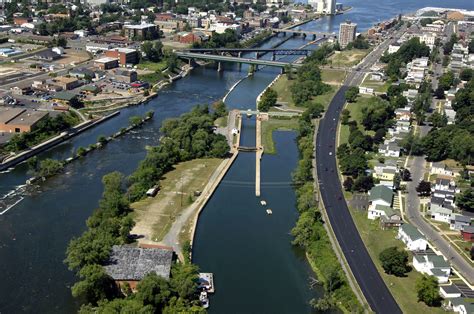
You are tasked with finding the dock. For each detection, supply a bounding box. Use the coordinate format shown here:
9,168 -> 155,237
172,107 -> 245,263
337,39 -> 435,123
255,114 -> 262,197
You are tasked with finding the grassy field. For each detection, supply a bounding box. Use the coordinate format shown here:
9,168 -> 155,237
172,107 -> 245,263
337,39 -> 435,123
214,116 -> 227,128
360,75 -> 391,93
131,158 -> 222,243
136,60 -> 168,72
349,207 -> 446,314
339,95 -> 372,145
272,74 -> 338,111
321,68 -> 346,85
261,117 -> 299,154
328,49 -> 369,67
138,71 -> 166,84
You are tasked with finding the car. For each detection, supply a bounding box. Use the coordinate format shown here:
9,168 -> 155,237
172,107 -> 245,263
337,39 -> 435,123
329,152 -> 333,155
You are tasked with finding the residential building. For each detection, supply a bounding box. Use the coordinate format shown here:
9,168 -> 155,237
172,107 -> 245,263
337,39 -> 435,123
439,285 -> 462,299
429,204 -> 453,223
430,162 -> 454,177
448,298 -> 474,314
0,107 -> 49,133
52,91 -> 78,106
34,48 -> 61,61
105,48 -> 139,66
308,0 -> 336,15
338,21 -> 357,49
368,185 -> 393,207
378,142 -> 400,157
413,254 -> 451,283
434,177 -> 456,191
461,226 -> 474,242
388,43 -> 401,54
450,214 -> 471,231
104,245 -> 173,291
397,223 -> 428,251
372,167 -> 396,182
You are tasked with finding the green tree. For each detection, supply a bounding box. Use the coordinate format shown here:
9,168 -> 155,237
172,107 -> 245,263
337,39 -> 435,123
135,273 -> 171,310
170,263 -> 199,300
36,158 -> 64,178
416,180 -> 431,196
456,188 -> 474,212
416,275 -> 442,307
379,246 -> 410,277
345,86 -> 359,103
258,88 -> 277,112
71,264 -> 118,305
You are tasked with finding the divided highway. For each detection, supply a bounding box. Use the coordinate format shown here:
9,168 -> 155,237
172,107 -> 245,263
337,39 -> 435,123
315,30 -> 405,313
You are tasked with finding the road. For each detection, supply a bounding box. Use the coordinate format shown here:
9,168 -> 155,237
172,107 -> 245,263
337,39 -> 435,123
405,155 -> 474,284
315,28 -> 405,313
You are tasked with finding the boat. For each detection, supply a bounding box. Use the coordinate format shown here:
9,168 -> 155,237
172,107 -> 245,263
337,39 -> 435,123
266,209 -> 273,215
260,200 -> 267,206
200,291 -> 209,309
246,109 -> 252,117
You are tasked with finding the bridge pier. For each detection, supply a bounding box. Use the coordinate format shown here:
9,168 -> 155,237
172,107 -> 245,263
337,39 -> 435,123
280,67 -> 284,74
217,61 -> 223,72
271,53 -> 275,61
302,33 -> 306,38
312,34 -> 316,40
255,52 -> 259,59
238,51 -> 242,58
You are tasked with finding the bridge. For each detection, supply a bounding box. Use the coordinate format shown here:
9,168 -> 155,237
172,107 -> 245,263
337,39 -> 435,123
272,28 -> 337,39
174,51 -> 303,71
187,48 -> 311,60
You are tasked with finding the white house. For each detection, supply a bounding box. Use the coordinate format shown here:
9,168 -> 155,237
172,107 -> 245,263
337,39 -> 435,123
413,254 -> 451,283
368,185 -> 393,207
448,298 -> 474,314
430,162 -> 454,177
429,204 -> 454,223
397,223 -> 428,251
368,204 -> 391,220
434,177 -> 455,191
378,142 -> 401,157
440,285 -> 462,299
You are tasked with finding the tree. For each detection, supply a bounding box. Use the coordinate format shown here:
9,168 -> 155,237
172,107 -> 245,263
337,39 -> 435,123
416,180 -> 431,196
343,177 -> 354,191
459,68 -> 473,82
456,188 -> 474,212
416,275 -> 442,307
400,169 -> 411,181
379,247 -> 410,277
345,86 -> 359,103
428,112 -> 447,128
129,116 -> 143,126
169,263 -> 199,300
141,40 -> 163,62
71,264 -> 118,305
438,71 -> 455,91
258,88 -> 277,112
352,175 -> 374,192
212,100 -> 227,118
433,86 -> 445,99
36,158 -> 64,178
135,273 -> 171,310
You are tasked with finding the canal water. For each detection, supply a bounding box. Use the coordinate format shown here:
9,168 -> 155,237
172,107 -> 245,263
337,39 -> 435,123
1,1 -> 473,312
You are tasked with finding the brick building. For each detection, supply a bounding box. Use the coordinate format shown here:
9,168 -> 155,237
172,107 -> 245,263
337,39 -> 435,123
105,48 -> 139,66
0,107 -> 48,133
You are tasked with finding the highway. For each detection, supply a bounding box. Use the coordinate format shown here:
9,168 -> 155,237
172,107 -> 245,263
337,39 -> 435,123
315,27 -> 405,312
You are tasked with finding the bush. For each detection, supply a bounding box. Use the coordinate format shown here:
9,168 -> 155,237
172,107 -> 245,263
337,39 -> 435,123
379,247 -> 410,277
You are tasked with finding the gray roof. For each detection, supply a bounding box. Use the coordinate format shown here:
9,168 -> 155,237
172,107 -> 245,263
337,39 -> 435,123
428,255 -> 450,268
452,214 -> 471,224
463,226 -> 474,233
104,245 -> 173,281
400,223 -> 425,241
440,284 -> 460,295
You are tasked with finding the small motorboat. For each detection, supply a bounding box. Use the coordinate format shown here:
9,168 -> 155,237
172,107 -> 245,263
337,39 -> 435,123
266,209 -> 273,215
260,200 -> 267,206
200,291 -> 209,309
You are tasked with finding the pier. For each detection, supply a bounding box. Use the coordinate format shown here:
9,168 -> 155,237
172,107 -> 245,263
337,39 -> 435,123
255,113 -> 266,197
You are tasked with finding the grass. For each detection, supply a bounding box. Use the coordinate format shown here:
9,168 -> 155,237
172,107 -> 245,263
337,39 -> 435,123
321,68 -> 347,85
338,95 -> 372,145
328,49 -> 369,67
214,117 -> 227,128
348,206 -> 446,314
272,74 -> 338,111
261,117 -> 299,154
131,158 -> 222,242
360,75 -> 391,93
136,60 -> 168,72
138,71 -> 166,84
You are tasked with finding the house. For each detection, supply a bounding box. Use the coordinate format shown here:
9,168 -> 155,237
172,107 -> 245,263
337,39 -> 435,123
368,204 -> 391,220
394,107 -> 411,121
103,245 -> 173,291
461,226 -> 474,242
413,254 -> 451,283
34,48 -> 61,61
368,185 -> 393,207
430,162 -> 454,177
378,142 -> 400,157
434,177 -> 455,191
432,190 -> 456,204
51,91 -> 78,106
377,206 -> 402,229
440,285 -> 462,299
397,223 -> 428,251
53,76 -> 81,91
429,201 -> 454,223
448,298 -> 474,314
450,214 -> 471,231
373,167 -> 396,182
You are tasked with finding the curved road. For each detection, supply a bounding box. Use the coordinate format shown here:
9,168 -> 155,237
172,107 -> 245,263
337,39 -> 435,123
315,29 -> 406,313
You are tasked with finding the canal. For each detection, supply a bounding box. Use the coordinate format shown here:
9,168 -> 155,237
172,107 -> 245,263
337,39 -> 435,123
1,0 -> 473,312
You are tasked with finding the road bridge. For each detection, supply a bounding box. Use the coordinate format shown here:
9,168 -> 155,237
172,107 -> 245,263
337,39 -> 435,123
187,48 -> 311,60
272,28 -> 336,39
175,51 -> 302,72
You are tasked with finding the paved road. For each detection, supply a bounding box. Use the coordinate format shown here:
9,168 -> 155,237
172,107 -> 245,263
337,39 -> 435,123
405,155 -> 474,284
315,28 -> 406,313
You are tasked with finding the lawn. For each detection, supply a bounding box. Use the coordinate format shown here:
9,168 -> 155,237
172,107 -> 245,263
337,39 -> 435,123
138,71 -> 166,84
321,68 -> 346,85
272,74 -> 338,110
348,207 -> 446,314
136,60 -> 168,72
131,158 -> 222,243
338,95 -> 372,146
360,75 -> 391,93
261,117 -> 299,154
214,116 -> 227,128
328,49 -> 369,67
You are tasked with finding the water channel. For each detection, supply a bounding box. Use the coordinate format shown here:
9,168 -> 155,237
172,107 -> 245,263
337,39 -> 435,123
1,0 -> 473,312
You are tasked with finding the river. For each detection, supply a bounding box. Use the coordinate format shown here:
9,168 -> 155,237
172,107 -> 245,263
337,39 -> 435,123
1,0 -> 473,312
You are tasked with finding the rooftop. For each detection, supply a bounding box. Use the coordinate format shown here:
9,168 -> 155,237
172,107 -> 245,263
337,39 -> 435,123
7,110 -> 48,126
104,245 -> 173,281
0,107 -> 25,124
369,185 -> 393,204
400,223 -> 425,241
95,57 -> 119,63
